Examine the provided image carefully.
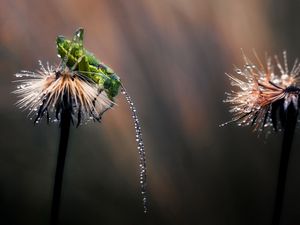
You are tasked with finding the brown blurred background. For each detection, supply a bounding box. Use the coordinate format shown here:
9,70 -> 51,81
1,0 -> 300,224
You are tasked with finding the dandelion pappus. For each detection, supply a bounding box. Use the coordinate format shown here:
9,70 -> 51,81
222,51 -> 300,133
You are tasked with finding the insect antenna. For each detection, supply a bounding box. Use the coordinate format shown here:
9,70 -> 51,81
121,84 -> 147,213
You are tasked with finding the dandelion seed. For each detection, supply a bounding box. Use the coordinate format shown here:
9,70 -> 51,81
222,51 -> 300,132
13,64 -> 113,126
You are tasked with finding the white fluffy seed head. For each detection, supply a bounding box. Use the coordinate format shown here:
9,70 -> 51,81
13,62 -> 114,125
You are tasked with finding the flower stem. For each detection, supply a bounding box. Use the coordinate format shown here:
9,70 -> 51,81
50,109 -> 71,225
271,105 -> 298,225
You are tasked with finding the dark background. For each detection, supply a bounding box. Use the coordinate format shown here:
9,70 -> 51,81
0,0 -> 300,224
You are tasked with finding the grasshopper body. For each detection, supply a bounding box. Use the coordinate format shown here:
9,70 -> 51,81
56,28 -> 121,100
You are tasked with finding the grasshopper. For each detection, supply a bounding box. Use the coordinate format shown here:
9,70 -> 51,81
56,28 -> 121,100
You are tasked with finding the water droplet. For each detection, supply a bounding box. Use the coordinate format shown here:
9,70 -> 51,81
245,64 -> 252,69
121,87 -> 147,213
235,69 -> 242,74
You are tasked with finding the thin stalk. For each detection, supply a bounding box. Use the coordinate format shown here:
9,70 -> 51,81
50,109 -> 71,225
271,105 -> 298,225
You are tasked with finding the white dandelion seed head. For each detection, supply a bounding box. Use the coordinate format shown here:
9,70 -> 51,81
223,51 -> 300,132
13,61 -> 114,126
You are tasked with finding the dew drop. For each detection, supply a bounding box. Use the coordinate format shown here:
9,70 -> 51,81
235,69 -> 242,74
121,87 -> 147,213
245,64 -> 252,69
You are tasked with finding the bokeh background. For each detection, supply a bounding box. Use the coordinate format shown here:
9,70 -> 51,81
1,0 -> 300,224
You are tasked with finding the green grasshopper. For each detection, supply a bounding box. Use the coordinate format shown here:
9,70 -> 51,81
56,28 -> 121,100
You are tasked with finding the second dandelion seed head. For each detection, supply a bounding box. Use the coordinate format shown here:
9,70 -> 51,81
223,51 -> 300,132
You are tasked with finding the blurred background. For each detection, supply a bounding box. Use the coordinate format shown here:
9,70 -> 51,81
0,0 -> 300,224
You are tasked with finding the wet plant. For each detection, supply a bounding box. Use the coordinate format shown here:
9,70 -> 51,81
222,51 -> 300,225
13,28 -> 147,225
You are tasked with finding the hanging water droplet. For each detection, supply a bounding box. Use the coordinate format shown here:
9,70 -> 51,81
245,64 -> 252,69
121,86 -> 147,213
235,69 -> 242,74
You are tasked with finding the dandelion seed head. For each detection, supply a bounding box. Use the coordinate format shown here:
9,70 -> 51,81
13,62 -> 114,126
223,51 -> 300,132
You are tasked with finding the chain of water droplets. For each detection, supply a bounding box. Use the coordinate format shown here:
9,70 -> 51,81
121,87 -> 147,213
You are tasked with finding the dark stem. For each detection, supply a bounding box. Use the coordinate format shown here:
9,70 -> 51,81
50,109 -> 71,225
271,105 -> 298,225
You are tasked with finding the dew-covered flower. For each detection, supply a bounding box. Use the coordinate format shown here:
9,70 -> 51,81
222,51 -> 300,132
13,61 -> 114,126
